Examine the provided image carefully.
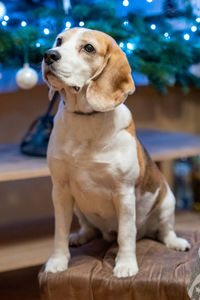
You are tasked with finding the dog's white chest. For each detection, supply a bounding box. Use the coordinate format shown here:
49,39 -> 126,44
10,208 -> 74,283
69,159 -> 117,229
67,141 -> 116,207
48,104 -> 139,232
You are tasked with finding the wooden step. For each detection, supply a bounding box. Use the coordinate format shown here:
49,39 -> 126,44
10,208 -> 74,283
1,130 -> 200,182
137,129 -> 200,161
0,218 -> 54,273
0,211 -> 199,273
0,145 -> 49,182
0,236 -> 53,272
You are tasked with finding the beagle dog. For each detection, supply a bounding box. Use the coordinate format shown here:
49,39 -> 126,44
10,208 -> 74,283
42,28 -> 190,278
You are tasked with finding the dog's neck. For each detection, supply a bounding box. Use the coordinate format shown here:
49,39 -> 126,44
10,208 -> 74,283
56,87 -> 127,143
55,94 -> 133,146
60,86 -> 98,115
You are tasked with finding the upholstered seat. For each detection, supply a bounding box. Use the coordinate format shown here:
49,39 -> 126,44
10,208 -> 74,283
39,230 -> 199,300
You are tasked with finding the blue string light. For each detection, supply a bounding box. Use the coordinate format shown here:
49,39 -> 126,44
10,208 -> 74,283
43,28 -> 50,35
146,0 -> 153,2
196,17 -> 200,23
119,42 -> 124,48
122,0 -> 129,7
4,15 -> 9,21
36,42 -> 41,48
183,33 -> 190,40
164,32 -> 170,40
79,21 -> 84,27
127,42 -> 135,50
1,20 -> 7,26
150,24 -> 156,30
21,21 -> 27,27
123,20 -> 129,26
65,21 -> 71,28
191,25 -> 197,32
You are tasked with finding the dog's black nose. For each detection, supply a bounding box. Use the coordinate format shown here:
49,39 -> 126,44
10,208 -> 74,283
44,50 -> 61,65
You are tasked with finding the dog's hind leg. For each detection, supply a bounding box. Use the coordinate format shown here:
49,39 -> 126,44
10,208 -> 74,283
69,204 -> 98,246
157,183 -> 191,251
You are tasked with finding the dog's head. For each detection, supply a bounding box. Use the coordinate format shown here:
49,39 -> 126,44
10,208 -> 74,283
42,28 -> 135,112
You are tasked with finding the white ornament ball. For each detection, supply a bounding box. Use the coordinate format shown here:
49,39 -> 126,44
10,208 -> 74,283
0,2 -> 6,19
189,63 -> 200,78
16,63 -> 38,89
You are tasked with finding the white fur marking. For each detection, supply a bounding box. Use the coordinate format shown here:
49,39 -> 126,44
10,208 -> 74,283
45,255 -> 69,273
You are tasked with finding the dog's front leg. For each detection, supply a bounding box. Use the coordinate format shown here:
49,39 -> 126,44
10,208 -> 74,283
113,187 -> 138,278
45,183 -> 74,273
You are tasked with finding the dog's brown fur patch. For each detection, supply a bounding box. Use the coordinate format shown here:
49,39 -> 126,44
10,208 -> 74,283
149,182 -> 167,214
125,118 -> 167,210
125,118 -> 135,136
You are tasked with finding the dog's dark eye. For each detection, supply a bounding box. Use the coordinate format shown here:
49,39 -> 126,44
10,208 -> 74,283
56,38 -> 62,47
84,44 -> 95,53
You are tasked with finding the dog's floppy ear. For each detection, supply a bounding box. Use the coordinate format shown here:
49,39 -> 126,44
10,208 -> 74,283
86,43 -> 135,112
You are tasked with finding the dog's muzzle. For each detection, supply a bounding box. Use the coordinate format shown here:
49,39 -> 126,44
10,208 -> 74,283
44,50 -> 61,65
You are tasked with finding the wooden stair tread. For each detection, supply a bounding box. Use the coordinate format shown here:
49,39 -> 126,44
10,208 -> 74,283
137,129 -> 200,161
0,211 -> 199,273
1,130 -> 200,182
0,145 -> 49,182
0,218 -> 54,273
0,236 -> 53,272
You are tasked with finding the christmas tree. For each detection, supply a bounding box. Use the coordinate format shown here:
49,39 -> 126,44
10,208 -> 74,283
0,0 -> 200,93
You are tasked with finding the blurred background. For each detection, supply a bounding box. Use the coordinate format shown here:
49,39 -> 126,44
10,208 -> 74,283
0,1 -> 200,299
1,0 -> 200,93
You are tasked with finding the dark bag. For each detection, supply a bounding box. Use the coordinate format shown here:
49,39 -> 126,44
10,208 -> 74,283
20,91 -> 59,157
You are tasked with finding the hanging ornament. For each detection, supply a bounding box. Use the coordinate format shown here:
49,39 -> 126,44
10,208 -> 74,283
63,0 -> 71,14
0,1 -> 6,18
189,63 -> 200,78
16,63 -> 38,89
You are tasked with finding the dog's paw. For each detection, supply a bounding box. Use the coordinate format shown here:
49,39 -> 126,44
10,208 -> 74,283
163,231 -> 191,251
113,257 -> 138,278
161,231 -> 191,252
69,228 -> 97,246
45,255 -> 69,273
166,237 -> 191,251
